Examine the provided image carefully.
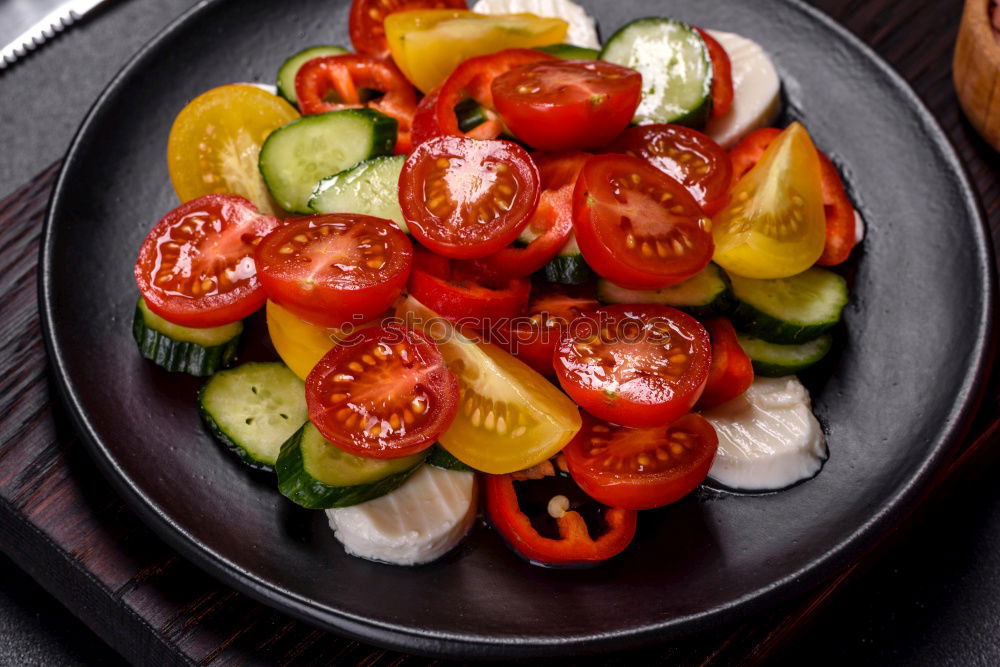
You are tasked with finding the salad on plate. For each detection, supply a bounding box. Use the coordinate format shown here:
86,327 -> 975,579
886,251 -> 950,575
130,0 -> 862,567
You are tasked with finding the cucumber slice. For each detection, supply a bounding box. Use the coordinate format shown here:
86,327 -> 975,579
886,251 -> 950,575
426,445 -> 476,472
596,263 -> 732,317
545,253 -> 593,284
454,98 -> 493,135
309,155 -> 407,232
728,267 -> 848,344
132,298 -> 241,377
259,109 -> 397,213
737,333 -> 833,377
600,18 -> 712,127
198,362 -> 308,469
276,422 -> 427,509
536,43 -> 600,60
276,45 -> 348,106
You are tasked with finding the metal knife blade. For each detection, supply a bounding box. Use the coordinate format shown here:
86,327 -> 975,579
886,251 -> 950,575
0,0 -> 113,70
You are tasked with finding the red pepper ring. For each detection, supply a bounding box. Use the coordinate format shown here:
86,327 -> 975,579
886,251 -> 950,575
484,473 -> 637,566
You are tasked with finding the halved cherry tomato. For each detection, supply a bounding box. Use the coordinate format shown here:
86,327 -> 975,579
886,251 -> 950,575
464,151 -> 588,281
714,123 -> 826,278
729,127 -> 858,266
491,60 -> 641,151
694,27 -> 734,119
494,285 -> 600,376
135,195 -> 281,328
419,49 -> 556,141
485,471 -> 637,566
607,124 -> 733,216
399,136 -> 540,259
255,214 -> 412,328
553,305 -> 712,428
408,248 -> 530,329
349,0 -> 468,61
295,55 -> 418,153
573,154 -> 714,289
564,412 -> 718,510
306,324 -> 459,458
167,85 -> 299,216
695,318 -> 754,409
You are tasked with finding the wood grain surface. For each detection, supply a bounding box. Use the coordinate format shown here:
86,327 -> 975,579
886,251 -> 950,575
2,0 -> 1000,664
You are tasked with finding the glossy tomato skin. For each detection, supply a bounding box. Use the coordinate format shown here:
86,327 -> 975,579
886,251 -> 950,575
492,60 -> 641,151
564,412 -> 718,510
399,136 -> 540,259
607,124 -> 733,216
573,154 -> 714,289
349,0 -> 468,61
255,214 -> 412,328
695,317 -> 754,409
553,305 -> 712,428
694,27 -> 734,119
295,55 -> 417,153
135,195 -> 281,328
306,324 -> 459,458
465,151 -> 589,281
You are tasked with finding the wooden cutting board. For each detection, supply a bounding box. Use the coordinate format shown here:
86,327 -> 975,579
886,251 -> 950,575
1,0 -> 998,663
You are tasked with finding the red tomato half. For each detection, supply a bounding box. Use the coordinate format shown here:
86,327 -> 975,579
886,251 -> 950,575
416,49 -> 556,142
607,124 -> 733,215
553,305 -> 712,428
694,27 -> 734,119
494,285 -> 600,376
295,55 -> 418,153
407,248 -> 530,329
491,60 -> 641,151
349,0 -> 468,60
564,412 -> 718,510
464,151 -> 589,281
134,195 -> 280,328
255,214 -> 413,328
729,128 -> 858,266
306,324 -> 459,458
399,136 -> 540,259
573,154 -> 714,289
696,318 -> 754,409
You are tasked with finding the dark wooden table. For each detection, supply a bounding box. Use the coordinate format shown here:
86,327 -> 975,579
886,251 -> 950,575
2,0 -> 999,664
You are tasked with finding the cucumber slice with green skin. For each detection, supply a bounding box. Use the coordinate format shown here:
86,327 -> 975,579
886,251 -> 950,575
132,298 -> 241,377
544,253 -> 593,285
535,43 -> 600,60
728,267 -> 849,344
737,333 -> 833,377
276,45 -> 348,106
309,155 -> 408,232
596,263 -> 732,318
276,423 -> 427,509
453,98 -> 493,135
259,109 -> 397,213
426,445 -> 475,472
600,18 -> 712,127
198,362 -> 308,470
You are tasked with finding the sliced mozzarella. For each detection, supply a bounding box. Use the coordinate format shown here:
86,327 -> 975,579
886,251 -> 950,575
326,465 -> 477,566
704,30 -> 781,149
235,82 -> 279,96
471,0 -> 600,49
701,376 -> 826,492
854,208 -> 866,243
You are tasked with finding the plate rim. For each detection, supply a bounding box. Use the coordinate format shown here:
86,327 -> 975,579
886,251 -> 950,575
37,0 -> 997,658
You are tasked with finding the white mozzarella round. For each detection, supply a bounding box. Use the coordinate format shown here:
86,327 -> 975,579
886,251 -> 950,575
701,376 -> 827,492
704,30 -> 781,149
235,82 -> 279,96
472,0 -> 601,49
326,465 -> 477,566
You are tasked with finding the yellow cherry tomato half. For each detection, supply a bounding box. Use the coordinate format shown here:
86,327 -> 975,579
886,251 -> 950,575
266,300 -> 340,380
712,122 -> 826,279
167,85 -> 299,216
385,10 -> 568,93
396,295 -> 581,474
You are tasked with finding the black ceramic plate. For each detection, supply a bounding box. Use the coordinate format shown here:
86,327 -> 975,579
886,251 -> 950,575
40,0 -> 994,658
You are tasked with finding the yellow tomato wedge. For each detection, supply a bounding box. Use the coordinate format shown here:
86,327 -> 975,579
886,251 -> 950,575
385,10 -> 568,92
712,122 -> 826,278
396,296 -> 581,474
167,85 -> 298,216
266,300 -> 340,380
